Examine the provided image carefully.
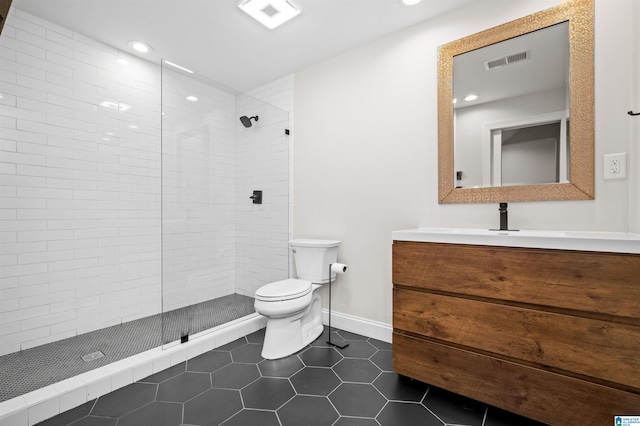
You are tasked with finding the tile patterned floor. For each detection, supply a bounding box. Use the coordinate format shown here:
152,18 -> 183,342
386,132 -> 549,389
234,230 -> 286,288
36,327 -> 547,426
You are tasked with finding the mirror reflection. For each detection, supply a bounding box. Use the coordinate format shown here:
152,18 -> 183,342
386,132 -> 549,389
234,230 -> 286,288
437,0 -> 594,204
453,21 -> 569,189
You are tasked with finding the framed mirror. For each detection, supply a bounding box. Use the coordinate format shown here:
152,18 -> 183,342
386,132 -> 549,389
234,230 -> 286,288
438,0 -> 594,203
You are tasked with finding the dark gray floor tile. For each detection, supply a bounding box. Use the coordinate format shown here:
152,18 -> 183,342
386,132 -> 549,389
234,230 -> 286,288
484,406 -> 549,426
335,340 -> 377,359
370,350 -> 392,372
333,358 -> 381,383
30,326 -> 547,426
258,355 -> 304,377
422,387 -> 486,425
140,362 -> 186,383
230,343 -> 263,363
37,400 -> 95,426
337,330 -> 368,341
245,329 -> 265,344
311,328 -> 345,347
368,338 -> 392,351
211,363 -> 260,389
329,383 -> 387,417
299,346 -> 343,367
373,373 -> 428,402
156,371 -> 210,402
68,416 -> 118,426
220,409 -> 280,426
91,383 -> 156,417
183,388 -> 243,426
334,417 -> 380,426
290,367 -> 341,396
216,337 -> 248,352
117,401 -> 182,426
377,401 -> 443,426
187,350 -> 232,373
241,377 -> 295,410
277,395 -> 339,426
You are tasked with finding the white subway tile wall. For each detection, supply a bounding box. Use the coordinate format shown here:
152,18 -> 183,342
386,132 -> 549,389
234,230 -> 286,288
0,7 -> 293,357
235,87 -> 291,297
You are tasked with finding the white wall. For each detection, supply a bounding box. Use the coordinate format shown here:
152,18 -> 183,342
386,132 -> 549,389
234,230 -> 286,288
293,0 -> 637,325
630,0 -> 640,234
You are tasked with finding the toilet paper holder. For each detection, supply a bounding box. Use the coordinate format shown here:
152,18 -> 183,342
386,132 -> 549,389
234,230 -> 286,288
327,263 -> 349,350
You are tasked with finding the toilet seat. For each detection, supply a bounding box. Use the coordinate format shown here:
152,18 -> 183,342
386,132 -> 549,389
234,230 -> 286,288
255,279 -> 312,302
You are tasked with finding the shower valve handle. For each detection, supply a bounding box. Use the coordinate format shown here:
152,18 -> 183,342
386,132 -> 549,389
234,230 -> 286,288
250,190 -> 262,204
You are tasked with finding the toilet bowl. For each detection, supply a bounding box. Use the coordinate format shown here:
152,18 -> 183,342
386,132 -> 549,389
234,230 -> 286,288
254,239 -> 341,360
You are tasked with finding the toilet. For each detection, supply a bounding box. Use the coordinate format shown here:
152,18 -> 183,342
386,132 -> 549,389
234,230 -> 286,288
254,238 -> 341,360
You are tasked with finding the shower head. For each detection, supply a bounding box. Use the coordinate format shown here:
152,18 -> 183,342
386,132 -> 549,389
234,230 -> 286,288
240,115 -> 259,128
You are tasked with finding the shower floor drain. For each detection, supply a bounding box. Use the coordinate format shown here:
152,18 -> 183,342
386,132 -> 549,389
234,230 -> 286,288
81,351 -> 105,363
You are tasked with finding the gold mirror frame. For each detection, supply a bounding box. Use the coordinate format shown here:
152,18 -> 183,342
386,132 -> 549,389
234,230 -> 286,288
438,0 -> 594,203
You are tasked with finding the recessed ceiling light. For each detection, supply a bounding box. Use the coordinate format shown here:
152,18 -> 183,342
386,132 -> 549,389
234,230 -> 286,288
453,98 -> 457,104
127,40 -> 153,54
116,58 -> 129,66
186,96 -> 199,102
464,94 -> 478,102
238,0 -> 301,29
400,0 -> 422,5
164,60 -> 194,74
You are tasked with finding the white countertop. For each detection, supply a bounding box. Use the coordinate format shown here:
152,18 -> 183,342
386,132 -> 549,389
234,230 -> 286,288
392,228 -> 640,254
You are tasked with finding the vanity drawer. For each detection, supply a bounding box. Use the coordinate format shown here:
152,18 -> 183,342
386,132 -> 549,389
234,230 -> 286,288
392,332 -> 640,426
394,288 -> 640,390
392,241 -> 640,321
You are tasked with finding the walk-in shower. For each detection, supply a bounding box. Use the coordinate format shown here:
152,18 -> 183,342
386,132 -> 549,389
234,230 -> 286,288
0,8 -> 291,409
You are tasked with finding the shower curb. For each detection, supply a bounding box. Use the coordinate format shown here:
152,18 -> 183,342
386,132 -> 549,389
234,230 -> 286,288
0,314 -> 267,426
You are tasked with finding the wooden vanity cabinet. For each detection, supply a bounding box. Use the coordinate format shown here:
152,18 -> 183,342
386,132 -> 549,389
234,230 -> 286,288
392,241 -> 640,426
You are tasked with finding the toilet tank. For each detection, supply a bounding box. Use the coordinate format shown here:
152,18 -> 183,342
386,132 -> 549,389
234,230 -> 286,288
289,239 -> 341,284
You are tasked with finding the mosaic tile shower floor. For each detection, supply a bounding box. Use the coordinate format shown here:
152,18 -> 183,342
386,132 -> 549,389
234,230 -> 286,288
0,294 -> 255,402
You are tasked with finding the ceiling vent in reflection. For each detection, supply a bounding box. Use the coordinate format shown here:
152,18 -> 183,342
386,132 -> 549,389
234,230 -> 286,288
484,50 -> 530,70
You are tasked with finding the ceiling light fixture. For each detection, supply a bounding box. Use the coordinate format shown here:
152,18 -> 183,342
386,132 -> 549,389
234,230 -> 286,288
400,0 -> 422,5
127,40 -> 153,54
164,60 -> 194,74
186,96 -> 199,102
464,94 -> 478,102
238,0 -> 301,29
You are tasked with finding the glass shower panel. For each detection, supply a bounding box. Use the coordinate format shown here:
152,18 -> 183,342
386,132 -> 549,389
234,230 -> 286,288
160,61 -> 290,346
161,62 -> 236,345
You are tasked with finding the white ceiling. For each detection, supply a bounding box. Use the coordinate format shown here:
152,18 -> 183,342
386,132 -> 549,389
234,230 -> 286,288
13,0 -> 476,93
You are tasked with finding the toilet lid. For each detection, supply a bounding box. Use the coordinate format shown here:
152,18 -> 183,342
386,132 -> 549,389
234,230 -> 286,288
255,279 -> 312,301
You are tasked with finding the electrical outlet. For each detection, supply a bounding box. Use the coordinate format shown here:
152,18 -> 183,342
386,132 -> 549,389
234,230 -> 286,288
603,153 -> 627,180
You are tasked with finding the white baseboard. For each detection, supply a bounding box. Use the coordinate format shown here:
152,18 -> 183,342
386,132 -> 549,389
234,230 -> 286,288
322,309 -> 392,343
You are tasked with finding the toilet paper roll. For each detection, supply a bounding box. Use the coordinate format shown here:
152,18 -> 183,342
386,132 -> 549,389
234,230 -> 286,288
331,263 -> 348,274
